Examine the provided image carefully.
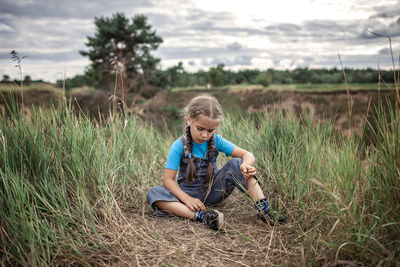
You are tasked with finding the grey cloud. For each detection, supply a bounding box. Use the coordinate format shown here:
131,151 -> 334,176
361,21 -> 400,38
303,20 -> 357,35
145,8 -> 238,38
186,20 -> 266,36
191,21 -> 216,30
210,57 -> 229,66
208,26 -> 266,36
227,42 -> 241,50
184,9 -> 274,37
265,23 -> 301,34
263,19 -> 362,45
262,14 -> 397,49
361,30 -> 379,39
377,13 -> 389,18
0,20 -> 90,56
233,55 -> 252,65
261,1 -> 400,45
263,41 -> 396,70
208,55 -> 252,67
369,2 -> 400,20
156,46 -> 260,60
270,53 -> 381,70
186,10 -> 236,25
379,48 -> 390,55
0,51 -> 82,61
1,0 -> 398,82
0,0 -> 154,19
362,2 -> 400,38
148,8 -> 238,38
0,19 -> 14,32
339,54 -> 392,68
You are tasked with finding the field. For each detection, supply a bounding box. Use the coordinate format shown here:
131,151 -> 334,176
0,81 -> 399,266
171,82 -> 388,93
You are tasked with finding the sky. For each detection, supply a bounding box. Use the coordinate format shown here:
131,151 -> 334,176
0,0 -> 400,82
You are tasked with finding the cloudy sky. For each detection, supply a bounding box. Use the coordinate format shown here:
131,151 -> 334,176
1,0 -> 399,82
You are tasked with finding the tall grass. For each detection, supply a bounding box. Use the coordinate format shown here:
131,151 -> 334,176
0,103 -> 170,266
220,105 -> 399,265
0,92 -> 399,265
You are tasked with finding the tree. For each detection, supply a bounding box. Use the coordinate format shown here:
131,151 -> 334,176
55,74 -> 92,90
80,13 -> 163,98
208,65 -> 225,87
23,75 -> 32,85
292,68 -> 312,83
2,74 -> 10,82
151,62 -> 185,90
255,72 -> 272,87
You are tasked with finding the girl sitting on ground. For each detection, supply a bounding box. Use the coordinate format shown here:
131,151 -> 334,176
147,95 -> 284,230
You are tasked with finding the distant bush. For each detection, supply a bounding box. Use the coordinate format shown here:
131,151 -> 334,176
208,66 -> 224,87
55,74 -> 93,89
255,72 -> 272,87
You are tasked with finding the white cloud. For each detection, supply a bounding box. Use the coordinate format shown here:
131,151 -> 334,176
193,0 -> 391,24
0,23 -> 13,32
1,0 -> 399,82
0,58 -> 90,82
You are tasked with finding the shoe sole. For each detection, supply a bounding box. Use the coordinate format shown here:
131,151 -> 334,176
214,210 -> 224,230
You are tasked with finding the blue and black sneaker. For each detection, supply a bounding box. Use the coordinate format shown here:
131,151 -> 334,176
194,210 -> 224,230
255,198 -> 286,225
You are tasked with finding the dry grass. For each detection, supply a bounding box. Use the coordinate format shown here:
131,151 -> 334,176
96,191 -> 305,267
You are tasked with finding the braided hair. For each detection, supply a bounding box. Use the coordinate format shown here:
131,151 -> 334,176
184,95 -> 222,186
185,125 -> 196,184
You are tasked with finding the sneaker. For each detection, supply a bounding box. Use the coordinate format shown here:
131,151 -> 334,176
194,210 -> 224,230
256,210 -> 286,225
255,198 -> 286,225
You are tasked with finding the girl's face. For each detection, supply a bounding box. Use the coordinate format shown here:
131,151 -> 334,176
187,114 -> 220,144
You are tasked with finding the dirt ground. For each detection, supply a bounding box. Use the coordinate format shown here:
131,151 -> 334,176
103,191 -> 307,267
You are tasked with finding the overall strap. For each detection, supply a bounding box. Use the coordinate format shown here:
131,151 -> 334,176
179,135 -> 217,160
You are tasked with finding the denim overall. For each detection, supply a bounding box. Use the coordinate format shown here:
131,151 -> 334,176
177,136 -> 219,196
147,136 -> 248,216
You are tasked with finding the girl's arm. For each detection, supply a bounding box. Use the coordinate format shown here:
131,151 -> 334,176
162,169 -> 206,211
230,147 -> 257,179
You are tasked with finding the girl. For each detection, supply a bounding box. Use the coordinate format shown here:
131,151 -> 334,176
147,95 -> 284,230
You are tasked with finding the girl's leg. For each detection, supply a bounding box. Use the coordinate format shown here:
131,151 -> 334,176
154,200 -> 224,230
205,158 -> 264,205
148,186 -> 224,229
147,185 -> 189,217
153,201 -> 194,219
246,177 -> 265,202
204,159 -> 285,224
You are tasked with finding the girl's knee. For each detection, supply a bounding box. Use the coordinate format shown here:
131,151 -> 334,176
228,157 -> 242,169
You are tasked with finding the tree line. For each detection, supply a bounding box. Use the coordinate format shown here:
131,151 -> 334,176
54,65 -> 396,92
154,65 -> 396,88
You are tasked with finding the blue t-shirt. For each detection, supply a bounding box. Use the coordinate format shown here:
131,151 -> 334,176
165,134 -> 236,170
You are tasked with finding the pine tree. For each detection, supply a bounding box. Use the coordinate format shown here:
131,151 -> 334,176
80,13 -> 163,97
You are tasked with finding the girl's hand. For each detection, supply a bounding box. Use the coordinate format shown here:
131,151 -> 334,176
240,164 -> 257,179
183,196 -> 206,212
